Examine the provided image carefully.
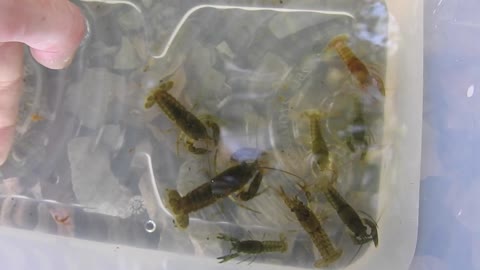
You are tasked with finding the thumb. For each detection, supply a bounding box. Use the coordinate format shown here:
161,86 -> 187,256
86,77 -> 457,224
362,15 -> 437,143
0,0 -> 86,69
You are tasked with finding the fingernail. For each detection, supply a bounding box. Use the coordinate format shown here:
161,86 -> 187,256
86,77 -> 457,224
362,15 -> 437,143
48,55 -> 73,69
30,49 -> 76,70
62,56 -> 73,67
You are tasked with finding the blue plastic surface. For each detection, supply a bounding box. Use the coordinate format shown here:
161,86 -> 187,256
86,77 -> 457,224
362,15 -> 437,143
411,0 -> 480,269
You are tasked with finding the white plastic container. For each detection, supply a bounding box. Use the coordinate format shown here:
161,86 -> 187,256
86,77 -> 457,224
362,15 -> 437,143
0,0 -> 422,269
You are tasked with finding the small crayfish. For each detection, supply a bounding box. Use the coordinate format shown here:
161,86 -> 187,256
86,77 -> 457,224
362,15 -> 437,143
167,161 -> 264,229
145,80 -> 219,154
345,97 -> 371,160
325,34 -> 385,97
217,233 -> 288,263
277,187 -> 342,268
299,110 -> 338,181
301,110 -> 332,172
320,182 -> 378,247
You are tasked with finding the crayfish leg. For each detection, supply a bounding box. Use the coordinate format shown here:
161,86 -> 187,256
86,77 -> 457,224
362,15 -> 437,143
238,172 -> 263,201
217,253 -> 240,263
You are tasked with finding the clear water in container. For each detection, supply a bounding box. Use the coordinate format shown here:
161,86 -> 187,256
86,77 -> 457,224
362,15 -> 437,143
0,0 -> 402,269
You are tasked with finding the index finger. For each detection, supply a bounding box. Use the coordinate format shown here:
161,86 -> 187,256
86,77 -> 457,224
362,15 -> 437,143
0,0 -> 86,69
0,0 -> 86,165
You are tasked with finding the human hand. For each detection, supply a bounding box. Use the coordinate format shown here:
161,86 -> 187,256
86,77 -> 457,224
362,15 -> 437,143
0,0 -> 86,165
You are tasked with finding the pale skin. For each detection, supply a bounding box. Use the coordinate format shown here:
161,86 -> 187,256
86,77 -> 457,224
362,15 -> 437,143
0,0 -> 86,164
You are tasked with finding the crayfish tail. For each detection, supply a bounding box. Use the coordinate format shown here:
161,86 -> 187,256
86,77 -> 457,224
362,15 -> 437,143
166,189 -> 182,213
314,249 -> 343,268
